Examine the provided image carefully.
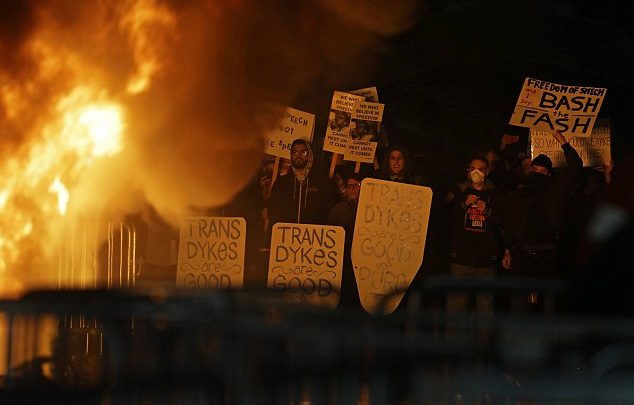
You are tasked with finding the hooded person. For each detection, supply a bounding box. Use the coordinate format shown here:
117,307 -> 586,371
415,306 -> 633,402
268,139 -> 339,227
504,130 -> 583,312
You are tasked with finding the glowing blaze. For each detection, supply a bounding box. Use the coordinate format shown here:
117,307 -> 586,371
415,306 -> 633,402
77,105 -> 124,157
49,177 -> 70,216
121,0 -> 178,94
0,0 -> 179,296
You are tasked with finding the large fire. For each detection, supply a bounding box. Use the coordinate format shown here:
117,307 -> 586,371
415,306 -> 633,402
1,0 -> 421,298
0,0 -> 175,297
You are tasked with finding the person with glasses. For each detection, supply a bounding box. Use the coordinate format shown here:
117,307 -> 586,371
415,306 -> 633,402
327,172 -> 365,307
268,139 -> 338,228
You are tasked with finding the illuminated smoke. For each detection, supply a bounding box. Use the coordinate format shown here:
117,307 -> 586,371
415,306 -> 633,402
0,0 -> 421,296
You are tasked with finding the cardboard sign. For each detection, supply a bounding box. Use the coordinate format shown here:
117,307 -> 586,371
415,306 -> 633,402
268,223 -> 345,308
263,106 -> 315,158
530,123 -> 611,168
352,179 -> 433,315
349,86 -> 379,103
345,101 -> 384,163
176,217 -> 246,290
345,139 -> 378,164
323,91 -> 365,154
510,77 -> 606,136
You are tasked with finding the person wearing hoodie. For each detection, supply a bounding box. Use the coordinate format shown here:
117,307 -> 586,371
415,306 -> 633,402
446,155 -> 510,317
268,139 -> 339,227
504,130 -> 582,312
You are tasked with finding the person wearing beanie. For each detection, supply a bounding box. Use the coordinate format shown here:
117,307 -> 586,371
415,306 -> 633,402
530,154 -> 554,175
504,130 -> 583,312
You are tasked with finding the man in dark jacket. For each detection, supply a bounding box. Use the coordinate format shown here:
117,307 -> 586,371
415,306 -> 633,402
446,155 -> 509,316
505,130 -> 582,311
268,139 -> 338,227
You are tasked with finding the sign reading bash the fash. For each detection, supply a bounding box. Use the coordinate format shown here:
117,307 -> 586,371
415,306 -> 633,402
510,77 -> 606,136
268,223 -> 344,308
323,91 -> 365,155
352,179 -> 433,315
177,217 -> 246,290
530,121 -> 611,168
263,106 -> 315,158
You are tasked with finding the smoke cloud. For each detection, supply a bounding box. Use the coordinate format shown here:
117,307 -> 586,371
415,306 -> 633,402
0,0 -> 421,295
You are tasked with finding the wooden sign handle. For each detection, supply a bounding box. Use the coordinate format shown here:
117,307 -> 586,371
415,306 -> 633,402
270,157 -> 280,190
329,153 -> 339,179
354,161 -> 361,173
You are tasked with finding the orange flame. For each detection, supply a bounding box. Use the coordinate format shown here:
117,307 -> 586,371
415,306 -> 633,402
0,0 -> 176,297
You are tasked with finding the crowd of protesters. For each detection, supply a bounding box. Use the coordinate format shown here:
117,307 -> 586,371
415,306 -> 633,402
216,127 -> 632,317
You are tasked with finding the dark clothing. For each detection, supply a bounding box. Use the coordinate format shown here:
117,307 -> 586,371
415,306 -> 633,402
268,171 -> 338,226
449,183 -> 503,267
327,199 -> 360,307
505,142 -> 582,277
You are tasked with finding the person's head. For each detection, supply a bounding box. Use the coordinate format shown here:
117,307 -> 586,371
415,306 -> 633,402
345,174 -> 364,201
467,155 -> 489,185
530,154 -> 553,176
333,164 -> 353,199
381,146 -> 411,179
290,139 -> 311,170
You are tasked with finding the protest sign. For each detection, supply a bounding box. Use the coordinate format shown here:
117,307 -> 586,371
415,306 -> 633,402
345,140 -> 378,164
323,91 -> 365,155
268,223 -> 345,308
351,179 -> 433,315
345,101 -> 384,163
349,86 -> 379,103
176,217 -> 246,290
263,106 -> 315,158
530,122 -> 611,168
509,77 -> 606,136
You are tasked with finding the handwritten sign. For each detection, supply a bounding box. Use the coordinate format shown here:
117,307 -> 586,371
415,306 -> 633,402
268,223 -> 345,308
176,217 -> 246,290
510,77 -> 606,136
323,91 -> 365,154
530,123 -> 611,168
263,106 -> 315,158
351,179 -> 432,315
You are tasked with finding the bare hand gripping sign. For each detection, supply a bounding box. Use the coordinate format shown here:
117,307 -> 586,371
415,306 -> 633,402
352,179 -> 433,315
510,77 -> 606,136
177,217 -> 246,290
268,223 -> 345,308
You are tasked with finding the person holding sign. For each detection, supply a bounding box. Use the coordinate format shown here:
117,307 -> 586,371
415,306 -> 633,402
446,155 -> 510,319
268,139 -> 338,228
504,130 -> 582,312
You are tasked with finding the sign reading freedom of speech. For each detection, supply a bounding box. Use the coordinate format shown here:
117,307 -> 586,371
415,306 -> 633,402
351,179 -> 433,315
530,123 -> 611,168
323,91 -> 365,154
510,77 -> 606,136
263,106 -> 315,158
268,223 -> 345,308
176,217 -> 246,290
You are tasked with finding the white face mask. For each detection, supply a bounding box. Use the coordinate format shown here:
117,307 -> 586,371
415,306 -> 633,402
469,169 -> 485,184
